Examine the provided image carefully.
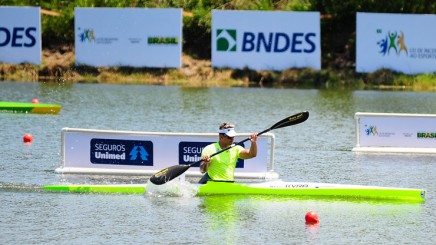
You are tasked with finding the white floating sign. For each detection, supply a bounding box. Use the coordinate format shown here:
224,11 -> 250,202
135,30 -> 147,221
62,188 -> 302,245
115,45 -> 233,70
57,128 -> 278,179
353,112 -> 436,153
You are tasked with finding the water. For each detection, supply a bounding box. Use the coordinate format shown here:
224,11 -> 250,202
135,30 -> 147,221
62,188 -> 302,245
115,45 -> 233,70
0,81 -> 435,244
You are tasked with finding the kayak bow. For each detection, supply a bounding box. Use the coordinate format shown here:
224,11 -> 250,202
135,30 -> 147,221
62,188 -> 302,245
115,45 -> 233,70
0,101 -> 62,114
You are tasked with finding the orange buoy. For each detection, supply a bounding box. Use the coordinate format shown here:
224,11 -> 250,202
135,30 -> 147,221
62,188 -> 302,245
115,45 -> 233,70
31,98 -> 39,104
305,211 -> 319,224
23,133 -> 33,143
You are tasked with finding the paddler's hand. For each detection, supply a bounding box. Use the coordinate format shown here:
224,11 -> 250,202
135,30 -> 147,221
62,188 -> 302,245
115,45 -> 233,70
200,155 -> 211,174
250,133 -> 258,142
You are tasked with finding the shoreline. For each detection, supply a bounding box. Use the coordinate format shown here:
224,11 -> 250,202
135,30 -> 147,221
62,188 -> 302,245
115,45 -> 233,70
1,45 -> 436,90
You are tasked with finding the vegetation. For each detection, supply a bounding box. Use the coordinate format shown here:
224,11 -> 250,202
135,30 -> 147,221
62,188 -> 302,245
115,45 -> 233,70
1,0 -> 436,89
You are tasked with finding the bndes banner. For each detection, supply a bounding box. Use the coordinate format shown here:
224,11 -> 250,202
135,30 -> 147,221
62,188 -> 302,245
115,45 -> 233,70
75,8 -> 182,67
356,12 -> 436,74
0,6 -> 41,65
212,10 -> 321,71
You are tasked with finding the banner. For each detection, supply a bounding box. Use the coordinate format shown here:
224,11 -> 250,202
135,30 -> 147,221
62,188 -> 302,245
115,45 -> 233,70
58,128 -> 274,178
353,112 -> 436,153
75,8 -> 182,68
212,10 -> 321,71
0,6 -> 41,65
356,12 -> 436,74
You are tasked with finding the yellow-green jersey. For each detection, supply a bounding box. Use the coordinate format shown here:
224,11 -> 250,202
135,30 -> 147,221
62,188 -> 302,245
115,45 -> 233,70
201,142 -> 244,181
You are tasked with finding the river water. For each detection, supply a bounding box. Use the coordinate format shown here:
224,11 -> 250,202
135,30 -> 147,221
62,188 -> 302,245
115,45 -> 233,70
0,81 -> 435,244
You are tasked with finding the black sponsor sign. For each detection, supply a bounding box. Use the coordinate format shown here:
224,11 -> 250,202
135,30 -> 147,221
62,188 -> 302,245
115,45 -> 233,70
90,138 -> 153,166
178,141 -> 244,168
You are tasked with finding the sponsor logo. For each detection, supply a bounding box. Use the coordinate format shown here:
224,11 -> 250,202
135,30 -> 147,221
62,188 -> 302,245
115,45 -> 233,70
376,29 -> 436,60
216,29 -> 237,51
364,124 -> 395,137
179,141 -> 244,168
78,28 -> 95,42
365,125 -> 378,136
0,27 -> 37,47
377,29 -> 408,56
417,132 -> 436,139
90,138 -> 153,166
77,27 -> 118,44
215,29 -> 317,53
148,37 -> 179,45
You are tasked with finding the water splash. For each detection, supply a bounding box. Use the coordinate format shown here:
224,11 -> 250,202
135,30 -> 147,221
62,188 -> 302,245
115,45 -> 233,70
145,177 -> 198,198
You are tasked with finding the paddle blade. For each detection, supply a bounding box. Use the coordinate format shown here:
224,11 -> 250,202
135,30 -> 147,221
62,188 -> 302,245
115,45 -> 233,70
270,111 -> 309,131
149,164 -> 191,185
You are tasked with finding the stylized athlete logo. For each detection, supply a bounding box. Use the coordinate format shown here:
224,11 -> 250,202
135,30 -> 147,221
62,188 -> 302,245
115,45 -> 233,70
78,28 -> 95,42
377,37 -> 388,55
397,31 -> 408,55
377,30 -> 408,56
216,29 -> 237,52
129,146 -> 149,161
365,125 -> 378,136
388,31 -> 398,54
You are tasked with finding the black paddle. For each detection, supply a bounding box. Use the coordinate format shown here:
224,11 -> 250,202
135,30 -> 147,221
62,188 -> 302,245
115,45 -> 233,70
149,111 -> 309,185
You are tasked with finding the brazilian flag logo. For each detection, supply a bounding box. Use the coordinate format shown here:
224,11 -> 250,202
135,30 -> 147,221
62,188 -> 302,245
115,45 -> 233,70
216,29 -> 237,52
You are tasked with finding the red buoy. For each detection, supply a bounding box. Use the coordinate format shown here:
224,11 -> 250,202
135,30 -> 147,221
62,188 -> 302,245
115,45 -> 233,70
23,134 -> 33,143
305,211 -> 319,224
31,98 -> 39,104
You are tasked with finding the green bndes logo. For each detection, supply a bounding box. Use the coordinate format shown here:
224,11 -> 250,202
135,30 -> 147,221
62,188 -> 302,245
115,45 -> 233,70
216,29 -> 237,52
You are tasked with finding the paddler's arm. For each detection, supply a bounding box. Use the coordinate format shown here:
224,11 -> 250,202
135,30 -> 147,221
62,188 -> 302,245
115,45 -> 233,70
239,133 -> 258,159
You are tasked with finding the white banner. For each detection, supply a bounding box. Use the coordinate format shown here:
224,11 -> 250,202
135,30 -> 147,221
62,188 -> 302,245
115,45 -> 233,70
356,12 -> 436,74
212,10 -> 321,71
75,8 -> 182,67
353,112 -> 436,151
0,6 -> 41,65
60,128 -> 272,176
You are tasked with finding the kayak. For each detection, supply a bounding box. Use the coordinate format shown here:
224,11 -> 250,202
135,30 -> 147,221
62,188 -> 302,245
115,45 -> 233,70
44,180 -> 426,203
0,101 -> 62,114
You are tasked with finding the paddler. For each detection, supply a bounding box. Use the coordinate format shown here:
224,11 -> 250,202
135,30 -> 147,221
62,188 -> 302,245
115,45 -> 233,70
199,122 -> 258,184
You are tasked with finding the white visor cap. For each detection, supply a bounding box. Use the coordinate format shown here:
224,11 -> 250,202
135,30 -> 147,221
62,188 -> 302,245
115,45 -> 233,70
218,127 -> 237,137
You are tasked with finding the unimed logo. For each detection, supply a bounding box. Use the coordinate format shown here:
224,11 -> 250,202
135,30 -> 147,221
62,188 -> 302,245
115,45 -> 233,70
90,138 -> 153,166
216,29 -> 237,52
178,141 -> 245,168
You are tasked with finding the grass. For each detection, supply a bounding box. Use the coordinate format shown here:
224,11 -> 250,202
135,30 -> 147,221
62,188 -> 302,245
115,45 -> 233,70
1,46 -> 436,90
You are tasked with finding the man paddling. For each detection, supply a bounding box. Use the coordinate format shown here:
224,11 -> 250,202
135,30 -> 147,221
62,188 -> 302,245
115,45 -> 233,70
199,123 -> 258,184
